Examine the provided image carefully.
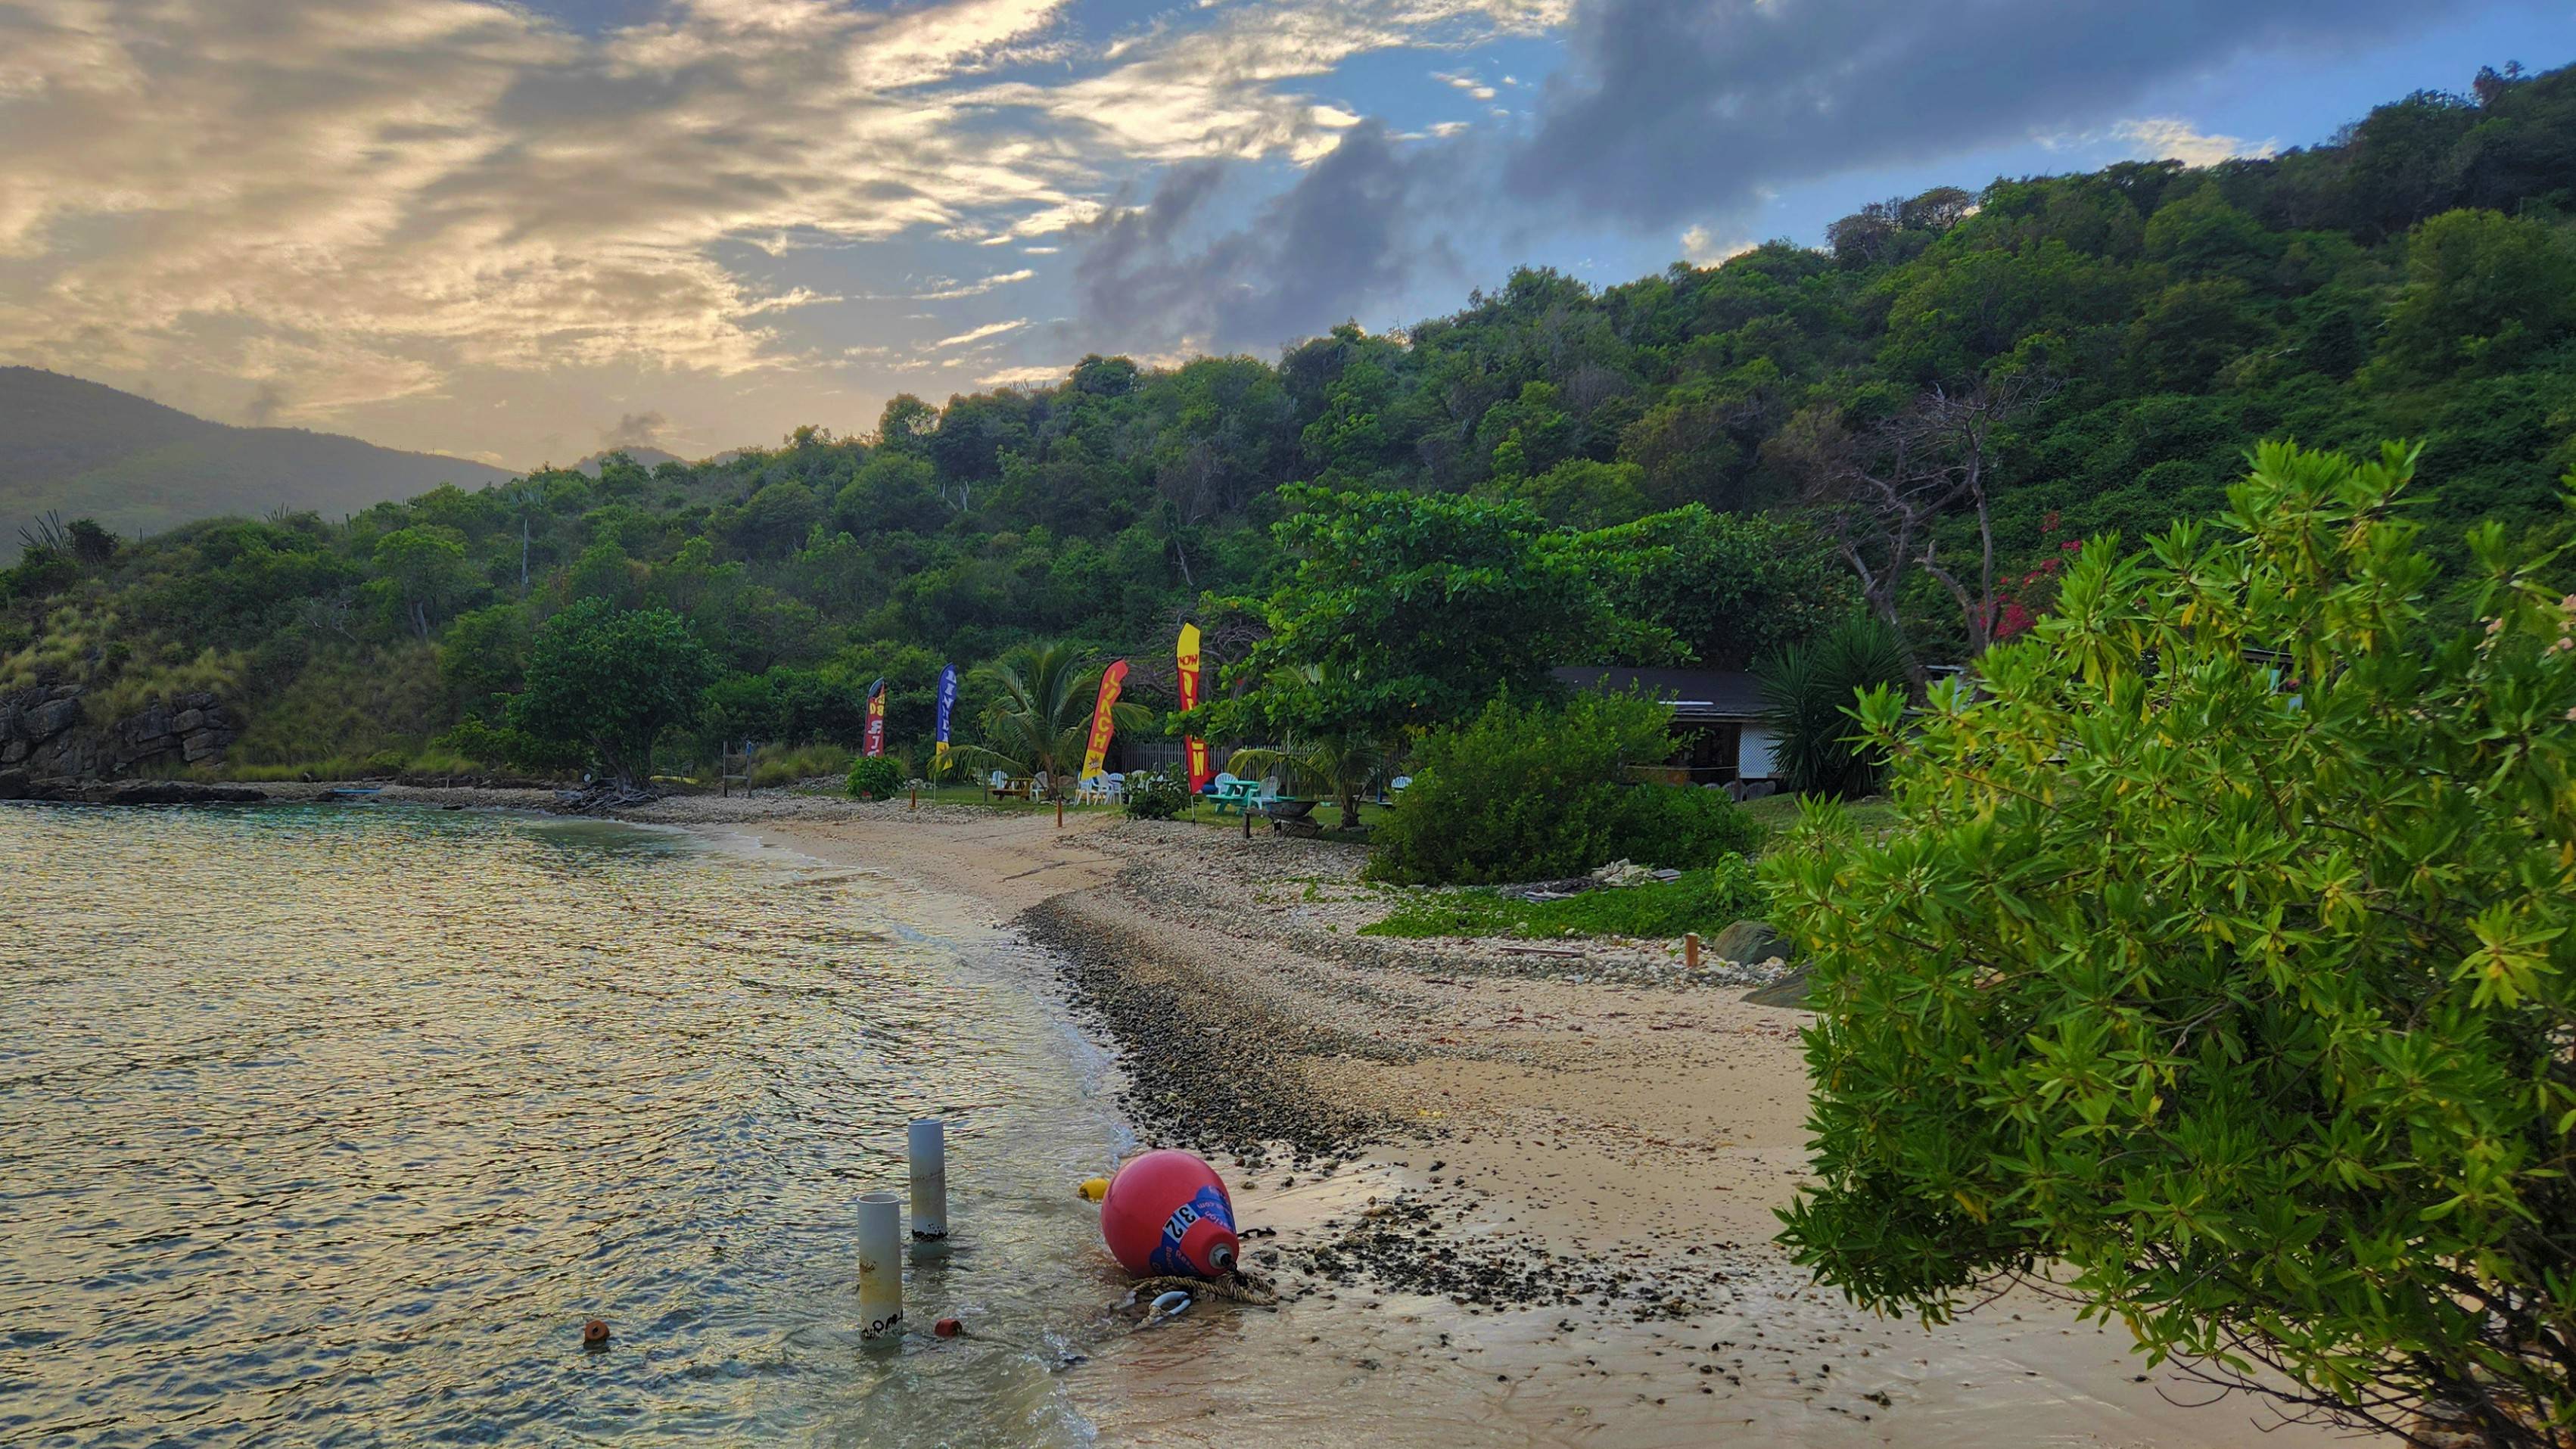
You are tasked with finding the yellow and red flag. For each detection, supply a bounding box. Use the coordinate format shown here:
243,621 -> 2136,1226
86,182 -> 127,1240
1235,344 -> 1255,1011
1081,660 -> 1128,781
863,678 -> 887,757
1176,623 -> 1211,791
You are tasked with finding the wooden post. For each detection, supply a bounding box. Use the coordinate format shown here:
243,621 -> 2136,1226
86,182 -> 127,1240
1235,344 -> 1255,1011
910,785 -> 917,811
1685,932 -> 1702,970
1056,795 -> 1065,829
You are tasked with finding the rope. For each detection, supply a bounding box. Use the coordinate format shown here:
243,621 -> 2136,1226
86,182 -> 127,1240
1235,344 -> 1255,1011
1125,1270 -> 1281,1308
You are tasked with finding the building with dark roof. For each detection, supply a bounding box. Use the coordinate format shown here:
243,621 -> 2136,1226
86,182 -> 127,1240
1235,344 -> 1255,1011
1550,665 -> 1781,796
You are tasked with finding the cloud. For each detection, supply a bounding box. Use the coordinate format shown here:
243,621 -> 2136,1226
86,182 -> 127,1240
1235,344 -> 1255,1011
927,318 -> 1028,350
1504,0 -> 2435,229
914,269 -> 1038,300
1073,121 -> 1450,352
243,381 -> 288,428
2109,117 -> 2281,166
599,409 -> 669,450
1067,0 -> 2475,354
975,362 -> 1072,387
1678,224 -> 1751,266
0,0 -> 1549,443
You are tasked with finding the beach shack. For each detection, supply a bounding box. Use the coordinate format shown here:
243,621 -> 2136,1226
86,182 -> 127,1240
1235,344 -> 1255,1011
1551,665 -> 1782,798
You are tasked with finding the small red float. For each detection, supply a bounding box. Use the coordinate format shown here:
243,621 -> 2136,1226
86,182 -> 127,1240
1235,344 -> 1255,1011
581,1319 -> 610,1348
934,1317 -> 961,1338
1100,1149 -> 1240,1279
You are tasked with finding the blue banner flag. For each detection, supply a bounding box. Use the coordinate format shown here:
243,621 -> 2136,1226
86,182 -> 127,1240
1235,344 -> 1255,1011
932,664 -> 958,774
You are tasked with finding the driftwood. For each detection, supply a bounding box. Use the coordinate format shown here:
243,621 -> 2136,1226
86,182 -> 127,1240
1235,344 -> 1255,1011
554,782 -> 657,812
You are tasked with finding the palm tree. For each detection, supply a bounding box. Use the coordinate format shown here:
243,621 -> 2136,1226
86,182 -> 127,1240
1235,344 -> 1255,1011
1227,732 -> 1396,827
1754,614 -> 1909,798
950,640 -> 1153,799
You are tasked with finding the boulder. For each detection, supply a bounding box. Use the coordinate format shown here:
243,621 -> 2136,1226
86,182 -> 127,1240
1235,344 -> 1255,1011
0,768 -> 27,801
173,708 -> 207,733
25,697 -> 82,740
1708,918 -> 1793,966
1742,965 -> 1815,1009
179,731 -> 226,763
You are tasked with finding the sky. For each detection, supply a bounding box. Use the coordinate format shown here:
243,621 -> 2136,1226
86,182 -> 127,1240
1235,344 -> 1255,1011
0,0 -> 2569,469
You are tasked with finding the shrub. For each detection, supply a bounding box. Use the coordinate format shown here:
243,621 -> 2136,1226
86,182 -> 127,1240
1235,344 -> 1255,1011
1766,442 -> 2576,1444
845,755 -> 902,800
1754,613 -> 1909,797
431,715 -> 583,775
1367,694 -> 1757,885
1361,857 -> 1766,940
1122,769 -> 1191,820
750,741 -> 853,788
506,600 -> 720,787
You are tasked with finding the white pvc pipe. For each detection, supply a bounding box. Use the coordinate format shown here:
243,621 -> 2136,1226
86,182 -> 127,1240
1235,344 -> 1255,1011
908,1119 -> 948,1240
857,1191 -> 903,1341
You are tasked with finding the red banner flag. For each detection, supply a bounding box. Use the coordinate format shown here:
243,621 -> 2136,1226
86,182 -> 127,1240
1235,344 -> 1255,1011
863,678 -> 886,757
1177,623 -> 1210,791
1081,660 -> 1128,781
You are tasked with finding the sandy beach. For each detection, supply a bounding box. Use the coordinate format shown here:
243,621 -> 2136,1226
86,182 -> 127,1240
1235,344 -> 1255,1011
251,785 -> 2361,1447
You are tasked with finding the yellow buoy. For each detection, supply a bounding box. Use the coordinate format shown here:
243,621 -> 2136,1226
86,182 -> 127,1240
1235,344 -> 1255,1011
1077,1176 -> 1110,1202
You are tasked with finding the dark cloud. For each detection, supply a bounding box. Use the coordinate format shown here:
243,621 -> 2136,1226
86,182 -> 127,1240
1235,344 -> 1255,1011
1507,0 -> 2448,229
244,381 -> 288,427
599,409 -> 668,449
1072,122 -> 1455,351
1072,0 -> 2481,351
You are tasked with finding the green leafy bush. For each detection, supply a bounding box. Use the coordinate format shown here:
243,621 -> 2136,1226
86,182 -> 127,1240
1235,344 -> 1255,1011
1755,614 -> 1909,797
844,755 -> 902,800
1361,857 -> 1765,940
506,599 -> 719,787
1367,694 -> 1757,885
1767,442 -> 2576,1443
1122,769 -> 1191,820
431,715 -> 583,775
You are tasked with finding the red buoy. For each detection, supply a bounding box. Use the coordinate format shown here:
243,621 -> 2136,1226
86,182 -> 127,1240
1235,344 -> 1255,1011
1100,1149 -> 1240,1279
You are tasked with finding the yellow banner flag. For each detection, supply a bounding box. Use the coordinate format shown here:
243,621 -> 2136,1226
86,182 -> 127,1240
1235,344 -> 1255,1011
1081,660 -> 1129,780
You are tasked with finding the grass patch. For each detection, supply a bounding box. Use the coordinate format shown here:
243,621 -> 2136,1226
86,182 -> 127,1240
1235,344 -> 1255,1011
1359,859 -> 1766,941
748,742 -> 854,788
215,756 -> 390,782
1741,793 -> 1902,846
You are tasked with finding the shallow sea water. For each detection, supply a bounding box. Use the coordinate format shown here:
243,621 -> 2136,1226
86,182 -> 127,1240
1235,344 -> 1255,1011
0,802 -> 1131,1447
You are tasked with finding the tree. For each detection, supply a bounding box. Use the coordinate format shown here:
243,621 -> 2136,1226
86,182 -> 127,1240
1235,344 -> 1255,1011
1575,505 -> 1850,670
2375,209 -> 2576,380
372,526 -> 474,639
1225,732 -> 1395,826
950,639 -> 1150,798
1367,693 -> 1756,885
506,599 -> 719,787
1204,486 -> 1642,742
1753,614 -> 1908,797
1778,373 -> 2046,676
1767,441 -> 2576,1447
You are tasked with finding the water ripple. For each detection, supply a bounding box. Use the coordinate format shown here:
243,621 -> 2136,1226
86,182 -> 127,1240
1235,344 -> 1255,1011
0,804 -> 1127,1447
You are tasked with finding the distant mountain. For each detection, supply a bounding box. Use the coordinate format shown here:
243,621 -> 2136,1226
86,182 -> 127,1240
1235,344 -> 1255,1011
572,446 -> 686,475
0,368 -> 517,555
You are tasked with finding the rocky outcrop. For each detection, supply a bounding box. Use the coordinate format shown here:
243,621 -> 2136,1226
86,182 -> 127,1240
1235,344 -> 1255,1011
0,685 -> 241,779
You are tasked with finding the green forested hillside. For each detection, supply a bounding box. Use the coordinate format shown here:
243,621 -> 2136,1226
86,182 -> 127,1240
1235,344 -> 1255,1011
5,62 -> 2573,775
